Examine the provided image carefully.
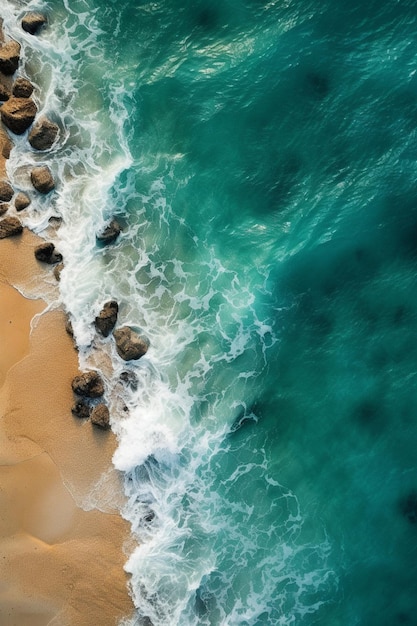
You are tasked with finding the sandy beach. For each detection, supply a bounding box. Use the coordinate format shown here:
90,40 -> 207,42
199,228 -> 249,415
0,13 -> 133,626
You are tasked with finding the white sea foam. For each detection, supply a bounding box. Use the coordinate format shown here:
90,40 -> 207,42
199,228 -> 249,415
2,2 -> 337,624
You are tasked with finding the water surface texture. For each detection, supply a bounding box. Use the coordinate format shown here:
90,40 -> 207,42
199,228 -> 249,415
4,0 -> 417,624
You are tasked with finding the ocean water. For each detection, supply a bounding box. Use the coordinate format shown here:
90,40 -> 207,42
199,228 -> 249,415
3,0 -> 417,624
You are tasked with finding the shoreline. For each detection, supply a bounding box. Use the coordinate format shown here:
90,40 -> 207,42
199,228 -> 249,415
0,12 -> 134,626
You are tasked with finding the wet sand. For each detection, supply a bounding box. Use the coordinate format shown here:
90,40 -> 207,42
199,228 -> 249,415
0,236 -> 133,625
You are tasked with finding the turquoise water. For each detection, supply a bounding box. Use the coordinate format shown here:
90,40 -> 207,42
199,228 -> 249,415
4,0 -> 417,623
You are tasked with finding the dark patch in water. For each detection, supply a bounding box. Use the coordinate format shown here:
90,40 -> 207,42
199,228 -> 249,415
230,405 -> 260,434
399,490 -> 417,525
304,71 -> 330,99
194,7 -> 219,29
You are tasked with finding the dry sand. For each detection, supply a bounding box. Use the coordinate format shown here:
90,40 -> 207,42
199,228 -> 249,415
0,236 -> 134,626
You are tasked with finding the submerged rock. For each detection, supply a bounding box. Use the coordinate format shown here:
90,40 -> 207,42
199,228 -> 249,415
94,300 -> 119,337
71,371 -> 105,398
0,40 -> 20,75
12,77 -> 34,98
1,96 -> 37,134
113,326 -> 149,361
28,116 -> 59,150
0,180 -> 13,202
15,191 -> 30,211
22,13 -> 47,35
91,403 -> 111,430
71,400 -> 91,419
30,165 -> 54,193
96,219 -> 121,245
120,370 -> 138,391
400,490 -> 417,525
34,242 -> 63,264
0,216 -> 22,238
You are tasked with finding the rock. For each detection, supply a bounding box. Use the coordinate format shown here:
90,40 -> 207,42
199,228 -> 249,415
34,242 -> 63,264
28,116 -> 59,150
120,370 -> 138,390
22,13 -> 47,35
0,77 -> 11,101
94,300 -> 119,337
12,77 -> 34,98
113,326 -> 149,361
96,219 -> 121,245
0,216 -> 22,238
53,262 -> 64,281
0,40 -> 21,75
71,371 -> 105,398
15,192 -> 30,211
0,128 -> 12,161
400,491 -> 417,524
30,166 -> 54,193
1,97 -> 37,134
71,400 -> 91,419
0,180 -> 13,201
90,403 -> 111,430
0,203 -> 8,216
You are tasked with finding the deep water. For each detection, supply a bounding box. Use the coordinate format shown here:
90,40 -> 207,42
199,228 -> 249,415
4,0 -> 417,624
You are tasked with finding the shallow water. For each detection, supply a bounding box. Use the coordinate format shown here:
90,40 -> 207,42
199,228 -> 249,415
4,0 -> 417,624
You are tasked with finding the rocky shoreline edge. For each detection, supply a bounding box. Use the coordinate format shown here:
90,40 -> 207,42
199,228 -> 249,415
0,13 -> 150,430
0,10 -> 145,625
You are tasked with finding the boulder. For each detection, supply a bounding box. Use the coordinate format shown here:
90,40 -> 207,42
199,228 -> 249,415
0,128 -> 12,161
12,77 -> 34,98
94,300 -> 119,337
113,326 -> 149,361
30,165 -> 54,193
1,97 -> 37,134
0,216 -> 22,238
53,262 -> 64,281
0,40 -> 21,75
21,13 -> 47,35
96,219 -> 121,245
15,191 -> 30,211
90,403 -> 111,430
28,116 -> 59,150
71,400 -> 91,419
0,203 -> 8,216
0,77 -> 11,101
0,180 -> 13,201
34,242 -> 63,264
71,371 -> 105,398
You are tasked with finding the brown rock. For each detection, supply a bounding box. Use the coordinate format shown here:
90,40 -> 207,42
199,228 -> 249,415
0,203 -> 8,216
113,326 -> 149,361
90,404 -> 111,430
22,13 -> 47,35
0,40 -> 21,75
0,128 -> 12,161
65,317 -> 74,338
1,97 -> 37,134
34,242 -> 63,264
15,192 -> 30,211
0,180 -> 13,201
95,300 -> 119,337
96,219 -> 121,245
28,116 -> 59,150
0,77 -> 11,101
71,371 -> 105,398
30,166 -> 54,193
53,262 -> 64,281
71,400 -> 91,419
12,77 -> 34,98
0,216 -> 22,238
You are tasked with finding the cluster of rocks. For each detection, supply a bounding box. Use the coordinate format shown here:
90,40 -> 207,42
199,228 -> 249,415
0,14 -> 141,435
70,300 -> 149,429
0,12 -> 59,244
